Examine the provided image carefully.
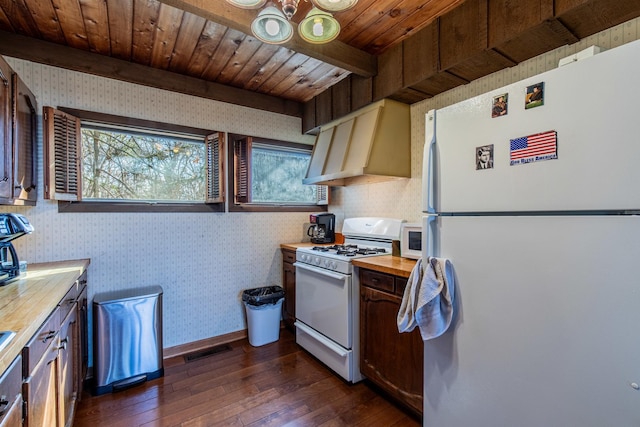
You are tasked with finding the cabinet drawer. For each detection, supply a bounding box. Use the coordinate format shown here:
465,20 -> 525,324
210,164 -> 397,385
77,270 -> 88,292
395,277 -> 409,296
282,249 -> 296,263
59,284 -> 78,322
23,307 -> 60,375
360,269 -> 394,293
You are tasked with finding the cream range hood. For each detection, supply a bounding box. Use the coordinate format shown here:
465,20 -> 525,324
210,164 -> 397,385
303,99 -> 411,186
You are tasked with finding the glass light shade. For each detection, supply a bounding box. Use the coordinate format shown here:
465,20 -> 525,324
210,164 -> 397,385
280,0 -> 301,20
311,0 -> 358,12
251,6 -> 294,44
298,7 -> 340,44
225,0 -> 267,9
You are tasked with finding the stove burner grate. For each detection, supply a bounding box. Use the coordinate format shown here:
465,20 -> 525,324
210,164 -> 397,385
310,244 -> 387,257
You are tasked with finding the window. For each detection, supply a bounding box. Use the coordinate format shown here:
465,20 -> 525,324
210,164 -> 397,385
43,107 -> 224,212
229,134 -> 328,212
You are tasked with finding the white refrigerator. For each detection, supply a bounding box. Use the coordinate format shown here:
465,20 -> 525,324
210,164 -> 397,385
422,39 -> 640,426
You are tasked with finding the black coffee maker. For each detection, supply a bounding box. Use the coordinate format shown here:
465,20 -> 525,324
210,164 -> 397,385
0,213 -> 33,285
307,213 -> 335,244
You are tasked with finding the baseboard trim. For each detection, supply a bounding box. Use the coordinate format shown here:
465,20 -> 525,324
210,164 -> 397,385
163,329 -> 248,360
163,322 -> 288,360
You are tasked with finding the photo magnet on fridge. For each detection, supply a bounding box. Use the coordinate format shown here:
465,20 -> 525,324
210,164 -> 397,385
492,94 -> 508,117
525,82 -> 544,109
476,144 -> 494,170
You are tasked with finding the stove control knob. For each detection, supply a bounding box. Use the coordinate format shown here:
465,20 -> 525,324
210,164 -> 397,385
330,261 -> 337,269
314,257 -> 321,265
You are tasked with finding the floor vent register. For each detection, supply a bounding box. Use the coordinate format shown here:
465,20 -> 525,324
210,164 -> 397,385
183,344 -> 233,362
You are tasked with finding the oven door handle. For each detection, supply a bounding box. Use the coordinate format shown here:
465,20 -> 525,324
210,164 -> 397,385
293,262 -> 348,281
294,321 -> 348,357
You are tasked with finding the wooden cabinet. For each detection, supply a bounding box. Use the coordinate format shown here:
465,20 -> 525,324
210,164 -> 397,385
23,308 -> 61,427
19,268 -> 88,427
360,268 -> 423,417
58,306 -> 77,427
0,55 -> 37,206
0,57 -> 12,201
0,354 -> 22,427
281,248 -> 296,331
76,274 -> 88,395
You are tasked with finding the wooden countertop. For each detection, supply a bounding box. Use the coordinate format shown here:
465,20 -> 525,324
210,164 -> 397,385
280,242 -> 317,251
280,243 -> 417,277
0,259 -> 90,374
352,255 -> 417,278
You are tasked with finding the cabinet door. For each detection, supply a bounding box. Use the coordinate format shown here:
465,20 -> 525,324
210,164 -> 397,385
23,338 -> 60,427
360,285 -> 423,416
11,73 -> 36,203
0,58 -> 11,200
77,280 -> 88,396
0,394 -> 22,427
59,306 -> 78,427
282,262 -> 295,326
0,354 -> 22,427
281,249 -> 296,330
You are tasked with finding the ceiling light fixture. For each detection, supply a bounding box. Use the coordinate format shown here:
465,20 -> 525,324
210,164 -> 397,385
251,4 -> 294,44
226,0 -> 267,9
298,7 -> 340,44
310,0 -> 358,12
226,0 -> 357,44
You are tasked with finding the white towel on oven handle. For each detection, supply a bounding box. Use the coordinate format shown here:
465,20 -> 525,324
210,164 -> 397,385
397,257 -> 455,341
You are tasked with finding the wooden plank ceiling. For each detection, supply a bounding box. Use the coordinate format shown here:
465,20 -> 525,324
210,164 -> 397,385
0,0 -> 461,111
0,0 -> 639,129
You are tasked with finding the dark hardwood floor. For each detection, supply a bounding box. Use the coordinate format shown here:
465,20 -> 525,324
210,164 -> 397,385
74,329 -> 421,426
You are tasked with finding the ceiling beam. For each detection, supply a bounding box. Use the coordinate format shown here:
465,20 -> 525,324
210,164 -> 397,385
157,0 -> 377,77
0,31 -> 302,117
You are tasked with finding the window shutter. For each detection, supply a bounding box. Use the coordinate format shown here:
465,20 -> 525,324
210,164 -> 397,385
234,137 -> 251,204
316,185 -> 329,205
205,132 -> 225,203
43,106 -> 81,201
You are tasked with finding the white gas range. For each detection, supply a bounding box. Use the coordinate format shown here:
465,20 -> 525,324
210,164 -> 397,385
293,217 -> 404,383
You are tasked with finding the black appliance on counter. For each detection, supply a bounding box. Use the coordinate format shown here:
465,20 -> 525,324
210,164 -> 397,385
307,213 -> 335,244
0,213 -> 33,285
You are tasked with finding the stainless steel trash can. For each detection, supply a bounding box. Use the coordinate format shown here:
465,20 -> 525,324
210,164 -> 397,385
93,285 -> 163,395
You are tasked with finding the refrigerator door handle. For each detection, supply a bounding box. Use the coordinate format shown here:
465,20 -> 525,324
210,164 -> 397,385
423,215 -> 438,259
423,110 -> 437,213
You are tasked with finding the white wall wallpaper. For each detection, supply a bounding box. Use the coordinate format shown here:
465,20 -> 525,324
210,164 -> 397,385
337,16 -> 640,225
4,16 -> 639,353
4,57 -> 314,350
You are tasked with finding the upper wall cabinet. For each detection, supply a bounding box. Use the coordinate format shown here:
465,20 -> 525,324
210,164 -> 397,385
0,55 -> 37,206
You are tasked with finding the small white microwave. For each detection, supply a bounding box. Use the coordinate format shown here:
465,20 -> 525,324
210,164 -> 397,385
400,223 -> 422,260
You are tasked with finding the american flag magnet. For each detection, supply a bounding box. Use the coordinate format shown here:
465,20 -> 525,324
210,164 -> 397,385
510,130 -> 557,166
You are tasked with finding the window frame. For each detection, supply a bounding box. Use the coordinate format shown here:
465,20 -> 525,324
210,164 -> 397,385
43,107 -> 225,213
228,133 -> 328,213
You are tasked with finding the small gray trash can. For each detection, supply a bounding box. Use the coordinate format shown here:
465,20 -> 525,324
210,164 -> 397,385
93,285 -> 164,395
243,286 -> 284,347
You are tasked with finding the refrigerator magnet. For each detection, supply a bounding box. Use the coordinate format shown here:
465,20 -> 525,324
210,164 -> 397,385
510,130 -> 557,166
492,94 -> 508,117
525,82 -> 544,109
476,144 -> 494,170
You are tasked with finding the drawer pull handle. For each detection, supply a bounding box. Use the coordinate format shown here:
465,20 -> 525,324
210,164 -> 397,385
0,396 -> 8,416
42,331 -> 56,343
59,338 -> 68,351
